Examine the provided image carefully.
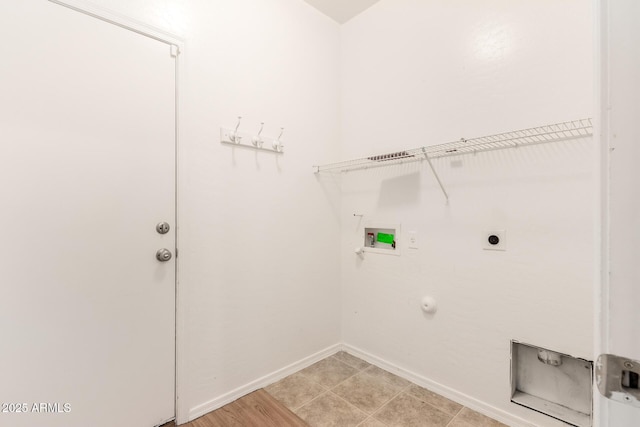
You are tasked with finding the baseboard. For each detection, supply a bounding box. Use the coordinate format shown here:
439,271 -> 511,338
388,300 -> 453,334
187,342 -> 539,427
342,343 -> 537,427
187,343 -> 342,422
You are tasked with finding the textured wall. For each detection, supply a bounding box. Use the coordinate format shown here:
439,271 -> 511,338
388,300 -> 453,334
86,0 -> 343,421
339,1 -> 593,426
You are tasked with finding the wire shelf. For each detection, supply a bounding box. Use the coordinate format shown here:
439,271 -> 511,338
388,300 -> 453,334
313,118 -> 593,174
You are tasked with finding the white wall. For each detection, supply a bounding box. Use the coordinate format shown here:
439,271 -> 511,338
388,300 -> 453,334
339,1 -> 593,426
84,0 -> 342,422
50,1 -> 597,425
598,0 -> 640,425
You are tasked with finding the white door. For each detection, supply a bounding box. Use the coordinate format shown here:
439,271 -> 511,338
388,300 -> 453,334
597,0 -> 640,426
0,2 -> 176,427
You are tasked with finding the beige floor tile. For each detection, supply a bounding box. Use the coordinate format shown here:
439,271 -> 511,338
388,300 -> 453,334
373,393 -> 453,427
333,351 -> 371,371
358,417 -> 388,427
446,417 -> 476,427
454,407 -> 508,427
405,384 -> 462,416
265,372 -> 327,410
300,357 -> 360,388
363,365 -> 412,390
333,370 -> 403,414
295,392 -> 368,427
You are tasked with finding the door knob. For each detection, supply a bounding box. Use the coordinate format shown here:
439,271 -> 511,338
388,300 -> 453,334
156,248 -> 172,262
156,222 -> 170,234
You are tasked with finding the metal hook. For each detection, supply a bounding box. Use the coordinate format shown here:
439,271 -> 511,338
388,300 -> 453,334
273,127 -> 285,152
230,116 -> 242,143
252,122 -> 265,148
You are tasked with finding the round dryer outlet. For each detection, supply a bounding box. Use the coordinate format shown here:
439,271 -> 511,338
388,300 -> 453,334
483,230 -> 506,251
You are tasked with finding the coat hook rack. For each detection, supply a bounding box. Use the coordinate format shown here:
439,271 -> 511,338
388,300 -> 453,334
220,117 -> 285,154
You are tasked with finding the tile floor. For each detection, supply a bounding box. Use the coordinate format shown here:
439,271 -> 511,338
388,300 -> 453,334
265,352 -> 508,427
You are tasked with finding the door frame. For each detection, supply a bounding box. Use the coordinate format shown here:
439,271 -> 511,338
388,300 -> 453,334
47,1 -> 186,424
594,0 -> 607,423
594,0 -> 640,425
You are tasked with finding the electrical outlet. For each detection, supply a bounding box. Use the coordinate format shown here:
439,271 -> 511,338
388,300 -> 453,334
484,230 -> 506,251
408,231 -> 418,249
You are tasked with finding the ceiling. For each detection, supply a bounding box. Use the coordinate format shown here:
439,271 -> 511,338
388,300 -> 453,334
302,0 -> 381,24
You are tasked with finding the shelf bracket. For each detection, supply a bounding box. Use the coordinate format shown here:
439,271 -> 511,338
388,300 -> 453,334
421,147 -> 449,203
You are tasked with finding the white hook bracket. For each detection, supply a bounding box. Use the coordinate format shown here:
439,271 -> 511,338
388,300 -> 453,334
229,116 -> 242,144
252,122 -> 265,148
272,127 -> 285,152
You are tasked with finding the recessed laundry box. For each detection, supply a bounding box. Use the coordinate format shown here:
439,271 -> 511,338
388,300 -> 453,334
511,341 -> 593,427
363,223 -> 400,255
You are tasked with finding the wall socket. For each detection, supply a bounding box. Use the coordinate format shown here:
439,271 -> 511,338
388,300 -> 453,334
408,231 -> 418,249
484,230 -> 506,251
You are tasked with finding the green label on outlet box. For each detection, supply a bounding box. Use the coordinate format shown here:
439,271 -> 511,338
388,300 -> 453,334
377,233 -> 394,244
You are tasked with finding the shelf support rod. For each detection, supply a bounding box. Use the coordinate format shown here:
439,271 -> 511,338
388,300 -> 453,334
422,147 -> 449,203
